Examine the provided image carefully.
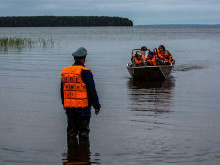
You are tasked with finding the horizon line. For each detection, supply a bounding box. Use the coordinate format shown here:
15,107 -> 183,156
135,24 -> 220,26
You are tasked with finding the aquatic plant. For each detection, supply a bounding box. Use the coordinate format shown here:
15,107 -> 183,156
0,37 -> 54,51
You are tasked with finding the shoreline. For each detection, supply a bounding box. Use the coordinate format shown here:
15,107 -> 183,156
0,16 -> 133,27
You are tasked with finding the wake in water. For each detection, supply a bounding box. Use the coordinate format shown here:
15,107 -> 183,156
173,64 -> 207,72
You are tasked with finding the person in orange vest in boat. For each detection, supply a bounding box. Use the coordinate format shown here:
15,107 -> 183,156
132,51 -> 145,66
157,45 -> 166,61
157,45 -> 174,65
163,50 -> 175,65
146,51 -> 157,66
140,46 -> 148,60
61,47 -> 101,141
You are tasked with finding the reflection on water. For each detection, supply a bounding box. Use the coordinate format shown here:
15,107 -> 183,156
127,78 -> 175,113
63,138 -> 92,165
62,137 -> 101,165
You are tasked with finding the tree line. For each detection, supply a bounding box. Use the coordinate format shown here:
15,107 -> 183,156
0,16 -> 133,27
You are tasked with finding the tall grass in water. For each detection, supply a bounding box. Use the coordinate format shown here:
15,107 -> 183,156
0,37 -> 54,51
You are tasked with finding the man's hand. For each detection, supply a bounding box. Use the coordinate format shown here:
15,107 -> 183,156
95,109 -> 100,115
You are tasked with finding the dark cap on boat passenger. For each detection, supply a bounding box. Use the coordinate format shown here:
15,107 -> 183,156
141,46 -> 147,51
72,47 -> 87,57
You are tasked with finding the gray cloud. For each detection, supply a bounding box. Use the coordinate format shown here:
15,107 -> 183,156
0,0 -> 219,24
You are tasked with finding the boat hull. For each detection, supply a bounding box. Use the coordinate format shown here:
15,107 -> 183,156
127,64 -> 174,81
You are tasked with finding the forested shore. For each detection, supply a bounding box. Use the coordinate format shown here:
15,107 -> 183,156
0,16 -> 133,27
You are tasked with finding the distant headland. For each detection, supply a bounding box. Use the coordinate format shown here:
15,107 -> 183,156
0,16 -> 133,27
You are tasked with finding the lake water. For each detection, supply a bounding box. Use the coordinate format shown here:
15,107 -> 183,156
0,26 -> 220,165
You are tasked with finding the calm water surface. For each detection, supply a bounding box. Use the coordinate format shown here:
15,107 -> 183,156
0,26 -> 220,165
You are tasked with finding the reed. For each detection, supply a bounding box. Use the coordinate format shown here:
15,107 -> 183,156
0,37 -> 54,51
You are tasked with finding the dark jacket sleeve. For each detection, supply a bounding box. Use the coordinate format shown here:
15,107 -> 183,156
61,79 -> 64,105
82,69 -> 101,110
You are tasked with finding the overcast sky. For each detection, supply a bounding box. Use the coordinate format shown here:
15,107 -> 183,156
0,0 -> 219,25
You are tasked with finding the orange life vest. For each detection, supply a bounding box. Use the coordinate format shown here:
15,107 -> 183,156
141,52 -> 146,60
134,54 -> 145,66
164,55 -> 174,63
134,56 -> 142,66
147,56 -> 157,66
61,65 -> 91,109
157,50 -> 165,60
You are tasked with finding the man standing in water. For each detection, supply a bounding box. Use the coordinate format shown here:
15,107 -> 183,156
61,47 -> 101,141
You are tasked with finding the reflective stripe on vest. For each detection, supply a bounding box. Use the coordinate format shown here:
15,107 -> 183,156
61,65 -> 91,109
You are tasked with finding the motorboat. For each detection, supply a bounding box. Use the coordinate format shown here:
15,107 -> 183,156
127,49 -> 174,81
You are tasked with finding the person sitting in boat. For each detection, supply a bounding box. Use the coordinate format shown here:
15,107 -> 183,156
157,45 -> 166,61
157,45 -> 174,65
163,50 -> 175,65
146,51 -> 157,66
140,46 -> 148,60
132,51 -> 145,66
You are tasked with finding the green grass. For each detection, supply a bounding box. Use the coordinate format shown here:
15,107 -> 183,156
0,37 -> 54,51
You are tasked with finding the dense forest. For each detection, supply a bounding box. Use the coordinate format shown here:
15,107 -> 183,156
0,16 -> 133,27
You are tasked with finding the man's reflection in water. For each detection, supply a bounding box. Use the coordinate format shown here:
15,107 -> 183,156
63,137 -> 91,165
127,78 -> 175,112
